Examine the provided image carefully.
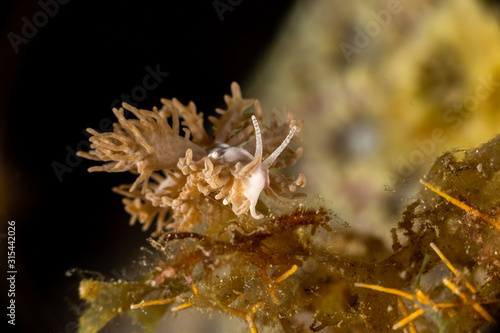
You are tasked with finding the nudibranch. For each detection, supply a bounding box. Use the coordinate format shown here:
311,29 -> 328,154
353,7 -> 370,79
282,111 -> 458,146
78,82 -> 306,233
215,115 -> 298,219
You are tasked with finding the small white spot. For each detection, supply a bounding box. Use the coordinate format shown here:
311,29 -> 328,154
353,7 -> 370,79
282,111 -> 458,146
477,163 -> 483,172
387,305 -> 393,312
208,150 -> 219,159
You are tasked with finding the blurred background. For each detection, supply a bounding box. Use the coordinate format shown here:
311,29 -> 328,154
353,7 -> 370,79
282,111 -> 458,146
2,0 -> 500,332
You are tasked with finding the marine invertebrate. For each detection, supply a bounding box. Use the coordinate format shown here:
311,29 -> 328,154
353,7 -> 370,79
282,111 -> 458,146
213,115 -> 298,219
78,82 -> 306,232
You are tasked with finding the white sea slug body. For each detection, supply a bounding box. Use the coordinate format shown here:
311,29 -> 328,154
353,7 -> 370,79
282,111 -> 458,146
216,116 -> 298,219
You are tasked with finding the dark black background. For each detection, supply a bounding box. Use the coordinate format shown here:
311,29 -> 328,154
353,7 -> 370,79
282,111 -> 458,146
1,1 -> 293,332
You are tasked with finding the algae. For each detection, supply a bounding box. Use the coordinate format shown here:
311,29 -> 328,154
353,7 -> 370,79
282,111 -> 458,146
78,135 -> 500,332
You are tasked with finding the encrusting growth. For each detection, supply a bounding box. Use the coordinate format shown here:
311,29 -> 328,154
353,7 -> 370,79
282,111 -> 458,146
355,242 -> 498,330
78,82 -> 306,232
76,104 -> 500,332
